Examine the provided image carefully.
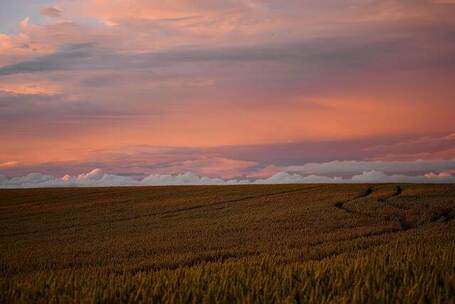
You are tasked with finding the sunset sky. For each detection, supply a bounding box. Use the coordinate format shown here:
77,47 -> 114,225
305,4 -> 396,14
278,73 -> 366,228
0,0 -> 454,186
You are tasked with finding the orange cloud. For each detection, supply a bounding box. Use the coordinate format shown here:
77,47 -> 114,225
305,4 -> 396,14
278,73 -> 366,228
0,83 -> 61,95
67,0 -> 243,21
0,161 -> 19,169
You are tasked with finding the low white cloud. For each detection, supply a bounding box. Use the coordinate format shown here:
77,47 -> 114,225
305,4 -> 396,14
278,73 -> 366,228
286,160 -> 455,175
0,169 -> 249,188
1,166 -> 454,188
350,170 -> 453,183
1,172 -> 59,188
141,172 -> 229,186
253,172 -> 343,184
254,170 -> 455,184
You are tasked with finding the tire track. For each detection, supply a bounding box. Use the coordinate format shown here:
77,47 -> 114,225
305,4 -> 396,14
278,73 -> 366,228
335,186 -> 406,215
333,185 -> 450,232
157,186 -> 322,217
334,186 -> 373,215
378,185 -> 403,206
0,185 -> 323,238
334,186 -> 404,224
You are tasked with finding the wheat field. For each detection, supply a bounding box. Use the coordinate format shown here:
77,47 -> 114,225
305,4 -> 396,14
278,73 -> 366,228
1,184 -> 454,303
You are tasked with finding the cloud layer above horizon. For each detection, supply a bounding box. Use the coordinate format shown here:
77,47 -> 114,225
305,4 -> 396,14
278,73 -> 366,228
2,159 -> 455,188
0,0 -> 454,182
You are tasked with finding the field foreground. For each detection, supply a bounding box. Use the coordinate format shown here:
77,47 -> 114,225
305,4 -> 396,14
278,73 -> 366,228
1,184 -> 454,303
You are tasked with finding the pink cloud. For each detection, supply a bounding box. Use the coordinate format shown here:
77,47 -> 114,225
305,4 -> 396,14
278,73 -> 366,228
246,165 -> 283,178
41,7 -> 62,18
425,169 -> 455,178
170,156 -> 257,178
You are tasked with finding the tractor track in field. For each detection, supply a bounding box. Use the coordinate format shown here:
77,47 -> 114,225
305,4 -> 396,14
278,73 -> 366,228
334,185 -> 406,215
156,185 -> 323,217
378,186 -> 402,203
378,185 -> 404,207
0,185 -> 323,238
377,186 -> 407,210
333,186 -> 373,215
333,185 -> 454,231
334,185 -> 406,225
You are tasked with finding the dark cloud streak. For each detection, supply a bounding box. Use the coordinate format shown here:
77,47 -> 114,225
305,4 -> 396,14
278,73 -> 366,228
2,22 -> 454,77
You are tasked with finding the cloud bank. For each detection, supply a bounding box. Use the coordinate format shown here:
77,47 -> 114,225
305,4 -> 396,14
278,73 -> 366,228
286,160 -> 455,175
1,167 -> 454,188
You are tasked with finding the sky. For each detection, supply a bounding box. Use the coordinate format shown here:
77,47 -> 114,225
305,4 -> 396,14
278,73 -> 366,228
0,0 -> 455,187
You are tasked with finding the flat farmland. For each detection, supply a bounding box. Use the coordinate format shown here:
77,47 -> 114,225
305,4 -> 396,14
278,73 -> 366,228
1,184 -> 454,303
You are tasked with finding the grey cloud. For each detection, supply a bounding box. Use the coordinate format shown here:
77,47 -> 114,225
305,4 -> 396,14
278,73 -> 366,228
2,24 -> 452,77
0,90 -> 164,120
0,43 -> 97,75
0,41 -> 316,75
209,133 -> 455,167
0,43 -> 135,76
